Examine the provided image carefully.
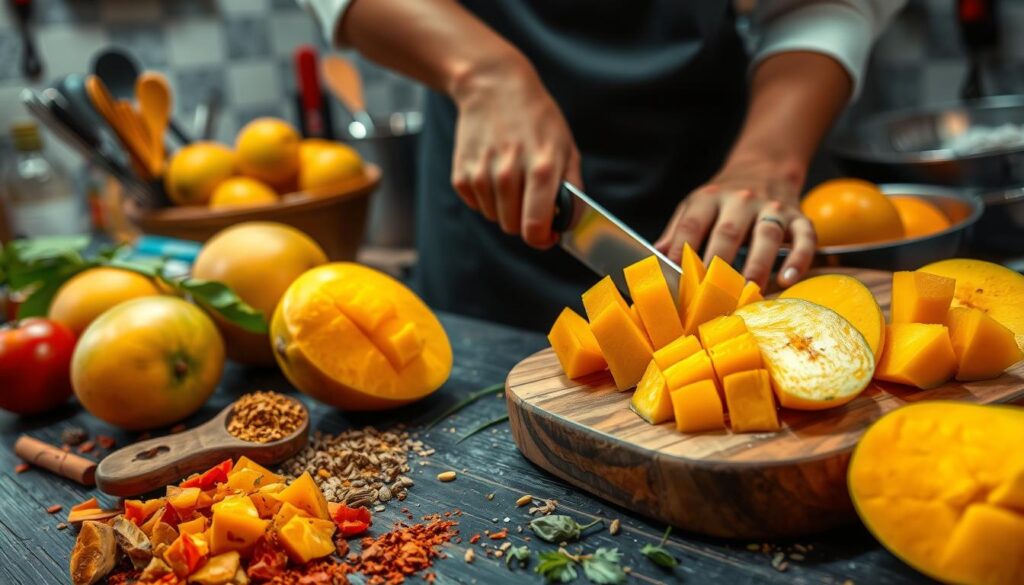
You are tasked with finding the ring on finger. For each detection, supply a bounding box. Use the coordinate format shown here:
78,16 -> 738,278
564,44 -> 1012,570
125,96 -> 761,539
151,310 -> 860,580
759,214 -> 787,231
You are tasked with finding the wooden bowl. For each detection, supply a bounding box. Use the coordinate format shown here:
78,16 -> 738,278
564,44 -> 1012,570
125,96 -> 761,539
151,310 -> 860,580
125,164 -> 381,260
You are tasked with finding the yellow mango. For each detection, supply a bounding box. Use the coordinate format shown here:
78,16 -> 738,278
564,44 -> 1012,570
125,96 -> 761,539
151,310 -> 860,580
891,271 -> 955,324
683,279 -> 737,335
631,361 -> 672,424
697,316 -> 748,354
849,402 -> 1024,585
249,492 -> 283,519
230,456 -> 285,485
663,349 -> 716,392
187,550 -> 240,585
723,369 -> 779,433
678,243 -> 706,322
167,487 -> 201,516
624,256 -> 684,349
703,256 -> 746,300
946,307 -> 1024,381
274,472 -> 330,520
177,516 -> 208,536
708,332 -> 762,387
652,334 -> 701,371
272,502 -> 309,529
276,515 -> 336,564
736,281 -> 763,308
875,324 -> 957,389
209,495 -> 267,555
583,277 -> 653,390
780,273 -> 886,361
670,379 -> 725,433
547,307 -> 607,379
920,258 -> 1024,350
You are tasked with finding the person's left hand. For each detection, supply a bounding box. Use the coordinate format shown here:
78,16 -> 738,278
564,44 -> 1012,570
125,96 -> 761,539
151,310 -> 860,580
653,156 -> 816,291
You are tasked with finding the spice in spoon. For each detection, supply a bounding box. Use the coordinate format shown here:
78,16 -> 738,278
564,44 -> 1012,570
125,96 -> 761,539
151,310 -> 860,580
227,391 -> 306,443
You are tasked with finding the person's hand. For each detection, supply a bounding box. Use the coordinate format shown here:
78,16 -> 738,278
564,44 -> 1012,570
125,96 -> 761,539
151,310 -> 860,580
653,156 -> 816,290
449,58 -> 582,248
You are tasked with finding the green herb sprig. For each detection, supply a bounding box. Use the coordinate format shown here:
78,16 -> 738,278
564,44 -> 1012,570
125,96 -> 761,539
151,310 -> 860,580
640,526 -> 679,568
581,548 -> 626,584
529,515 -> 603,543
536,547 -> 625,584
505,544 -> 532,570
536,549 -> 578,583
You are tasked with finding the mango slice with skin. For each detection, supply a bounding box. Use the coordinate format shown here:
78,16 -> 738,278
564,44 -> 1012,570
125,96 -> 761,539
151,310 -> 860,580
697,315 -> 747,351
678,243 -> 706,322
583,277 -> 653,390
890,270 -> 955,325
703,257 -> 746,300
946,306 -> 1024,381
734,299 -> 874,410
723,369 -> 779,433
671,379 -> 725,433
848,402 -> 1024,585
736,281 -> 763,308
547,308 -> 607,379
708,332 -> 763,388
920,258 -> 1024,350
780,274 -> 886,361
651,334 -> 701,372
875,323 -> 957,389
683,279 -> 737,336
624,256 -> 684,349
631,361 -> 672,424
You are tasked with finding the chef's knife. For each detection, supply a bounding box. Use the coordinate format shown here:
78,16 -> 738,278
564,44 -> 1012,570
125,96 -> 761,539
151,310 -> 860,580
553,182 -> 681,299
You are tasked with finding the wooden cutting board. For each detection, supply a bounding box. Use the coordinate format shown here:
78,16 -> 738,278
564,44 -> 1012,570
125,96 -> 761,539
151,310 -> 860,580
505,268 -> 1024,539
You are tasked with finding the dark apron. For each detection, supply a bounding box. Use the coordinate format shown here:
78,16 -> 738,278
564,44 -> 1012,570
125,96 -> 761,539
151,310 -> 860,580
413,0 -> 748,331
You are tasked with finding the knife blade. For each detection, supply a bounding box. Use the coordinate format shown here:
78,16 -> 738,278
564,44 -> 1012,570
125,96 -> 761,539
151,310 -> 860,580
553,182 -> 681,299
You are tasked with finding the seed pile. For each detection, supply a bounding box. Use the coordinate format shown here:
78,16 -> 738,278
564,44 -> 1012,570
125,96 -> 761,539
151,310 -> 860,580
280,426 -> 430,506
228,391 -> 306,443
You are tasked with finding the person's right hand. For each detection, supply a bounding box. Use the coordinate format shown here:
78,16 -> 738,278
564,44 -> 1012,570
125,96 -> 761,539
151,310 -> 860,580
449,58 -> 583,249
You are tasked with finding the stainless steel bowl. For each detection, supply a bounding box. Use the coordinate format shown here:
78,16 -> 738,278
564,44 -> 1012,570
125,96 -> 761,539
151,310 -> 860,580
813,184 -> 983,271
830,96 -> 1024,188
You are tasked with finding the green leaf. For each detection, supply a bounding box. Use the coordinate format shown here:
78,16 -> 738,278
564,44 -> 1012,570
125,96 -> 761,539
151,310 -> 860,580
175,278 -> 268,334
456,414 -> 509,443
426,383 -> 503,429
530,515 -> 603,543
582,548 -> 625,584
16,276 -> 69,319
536,550 -> 578,583
8,235 -> 89,263
505,545 -> 531,570
640,543 -> 677,569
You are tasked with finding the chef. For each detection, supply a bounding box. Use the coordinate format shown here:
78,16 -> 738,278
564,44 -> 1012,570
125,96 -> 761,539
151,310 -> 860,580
300,0 -> 904,330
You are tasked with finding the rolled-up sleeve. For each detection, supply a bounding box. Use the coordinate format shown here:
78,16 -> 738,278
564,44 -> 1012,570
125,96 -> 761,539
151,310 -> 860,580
296,0 -> 354,47
752,0 -> 906,99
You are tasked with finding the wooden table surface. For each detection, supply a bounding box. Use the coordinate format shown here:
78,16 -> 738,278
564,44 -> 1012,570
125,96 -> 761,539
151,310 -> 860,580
0,313 -> 929,585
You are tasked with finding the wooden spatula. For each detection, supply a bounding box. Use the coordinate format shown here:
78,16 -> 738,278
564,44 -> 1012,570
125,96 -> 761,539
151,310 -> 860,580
85,74 -> 154,179
321,54 -> 375,139
136,72 -> 171,173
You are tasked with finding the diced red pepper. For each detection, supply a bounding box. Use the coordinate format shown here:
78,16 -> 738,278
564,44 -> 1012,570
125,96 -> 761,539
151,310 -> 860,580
181,533 -> 206,574
124,500 -> 147,525
331,503 -> 371,537
179,459 -> 233,489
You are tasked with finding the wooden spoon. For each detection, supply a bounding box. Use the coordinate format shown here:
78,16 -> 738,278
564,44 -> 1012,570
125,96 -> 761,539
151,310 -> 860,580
95,396 -> 310,497
85,75 -> 153,179
321,54 -> 375,139
136,72 -> 171,173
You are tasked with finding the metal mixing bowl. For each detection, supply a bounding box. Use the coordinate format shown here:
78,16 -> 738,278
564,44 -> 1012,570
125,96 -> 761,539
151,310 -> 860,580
813,184 -> 983,271
830,96 -> 1024,188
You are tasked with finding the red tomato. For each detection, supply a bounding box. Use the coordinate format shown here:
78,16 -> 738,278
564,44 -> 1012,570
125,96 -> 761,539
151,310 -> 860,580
0,318 -> 76,414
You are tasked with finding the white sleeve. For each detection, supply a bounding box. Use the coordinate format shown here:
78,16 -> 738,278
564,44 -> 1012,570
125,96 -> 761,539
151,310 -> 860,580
296,0 -> 354,47
752,0 -> 907,99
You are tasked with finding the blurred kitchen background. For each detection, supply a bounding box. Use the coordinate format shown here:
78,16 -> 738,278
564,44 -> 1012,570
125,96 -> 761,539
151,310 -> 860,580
0,0 -> 1021,270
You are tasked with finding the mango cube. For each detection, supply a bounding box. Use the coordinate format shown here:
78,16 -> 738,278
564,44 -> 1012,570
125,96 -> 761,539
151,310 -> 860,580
737,281 -> 763,308
339,289 -> 396,332
704,256 -> 746,299
177,516 -> 208,536
379,321 -> 426,369
624,256 -> 684,349
583,277 -> 653,390
671,379 -> 726,433
939,504 -> 1024,585
875,324 -> 957,389
277,516 -> 337,564
723,369 -> 779,433
891,271 -> 955,324
210,495 -> 267,555
678,243 -> 706,321
652,334 -> 701,371
683,280 -> 738,335
697,315 -> 748,350
547,307 -> 607,379
708,332 -> 763,387
274,472 -> 330,520
631,361 -> 672,424
946,307 -> 1023,381
663,349 -> 716,391
230,456 -> 285,485
188,551 -> 241,585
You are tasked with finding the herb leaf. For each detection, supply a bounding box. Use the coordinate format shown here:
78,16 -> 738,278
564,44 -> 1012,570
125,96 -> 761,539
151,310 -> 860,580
456,414 -> 509,443
426,383 -> 503,429
536,550 -> 577,583
173,277 -> 268,334
640,527 -> 678,569
529,515 -> 603,543
505,545 -> 531,569
582,547 -> 626,584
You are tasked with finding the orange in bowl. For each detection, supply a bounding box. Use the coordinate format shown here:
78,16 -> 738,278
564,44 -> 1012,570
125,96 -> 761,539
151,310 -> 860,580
890,195 -> 952,238
299,143 -> 365,196
801,179 -> 904,246
236,117 -> 301,191
209,177 -> 279,210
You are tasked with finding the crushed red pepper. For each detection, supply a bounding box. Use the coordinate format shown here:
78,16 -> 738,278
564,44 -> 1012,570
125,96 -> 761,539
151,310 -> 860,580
351,515 -> 458,584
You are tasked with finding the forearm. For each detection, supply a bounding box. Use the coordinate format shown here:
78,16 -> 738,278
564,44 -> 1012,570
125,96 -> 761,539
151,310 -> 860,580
340,0 -> 534,100
721,51 -> 852,189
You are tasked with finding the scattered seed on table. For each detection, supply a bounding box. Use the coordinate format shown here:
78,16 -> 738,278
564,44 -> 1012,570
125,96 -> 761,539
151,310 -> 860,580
374,505 -> 386,512
437,471 -> 457,482
46,504 -> 62,514
499,542 -> 512,552
790,553 -> 805,561
610,519 -> 620,535
794,544 -> 808,553
61,427 -> 87,446
56,523 -> 67,530
502,517 -> 510,523
746,543 -> 760,551
14,463 -> 29,474
77,441 -> 94,454
516,494 -> 533,507
486,492 -> 495,501
494,550 -> 504,558
464,549 -> 474,563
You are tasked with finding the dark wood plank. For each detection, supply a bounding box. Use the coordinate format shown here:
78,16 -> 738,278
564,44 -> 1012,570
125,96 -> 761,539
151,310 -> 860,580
0,312 -> 932,584
507,270 -> 1024,538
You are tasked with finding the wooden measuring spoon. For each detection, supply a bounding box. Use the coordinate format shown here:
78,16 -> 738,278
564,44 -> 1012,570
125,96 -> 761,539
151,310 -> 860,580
95,396 -> 310,497
136,72 -> 171,173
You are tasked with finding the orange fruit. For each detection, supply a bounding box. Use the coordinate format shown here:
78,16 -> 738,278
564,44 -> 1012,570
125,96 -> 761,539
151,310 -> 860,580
801,179 -> 904,246
299,138 -> 335,166
299,143 -> 364,196
235,118 -> 301,191
192,222 -> 328,365
209,177 -> 278,210
164,142 -> 236,206
71,296 -> 224,430
48,267 -> 163,335
890,196 -> 952,238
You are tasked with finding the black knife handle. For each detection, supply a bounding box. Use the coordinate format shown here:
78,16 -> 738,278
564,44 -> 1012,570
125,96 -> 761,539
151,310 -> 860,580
551,182 -> 575,233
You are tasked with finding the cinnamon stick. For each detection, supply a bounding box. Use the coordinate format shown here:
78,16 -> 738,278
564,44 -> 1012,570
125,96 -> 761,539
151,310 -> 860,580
14,435 -> 97,486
